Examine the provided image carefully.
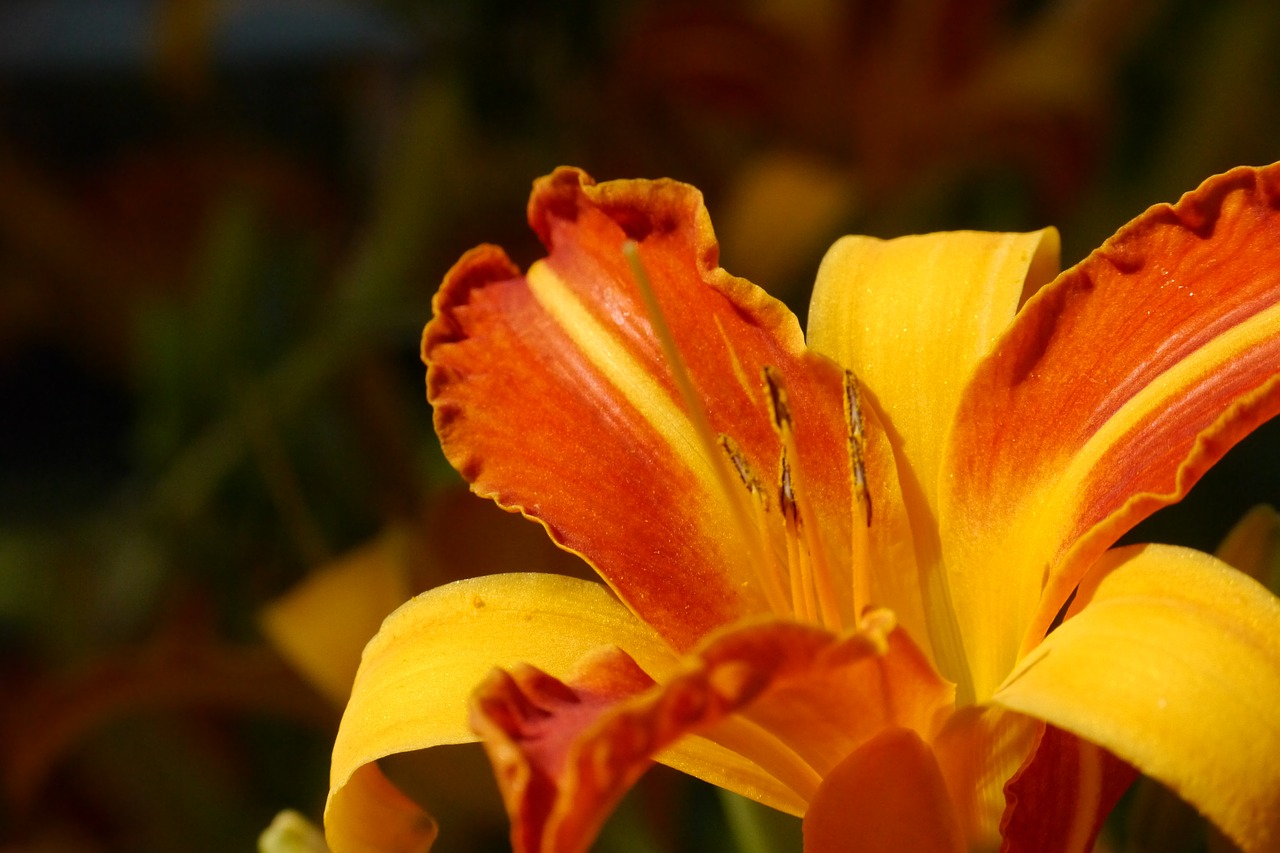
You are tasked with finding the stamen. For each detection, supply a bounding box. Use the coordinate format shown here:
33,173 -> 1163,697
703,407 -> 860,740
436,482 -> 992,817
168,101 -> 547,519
844,372 -> 872,526
764,367 -> 843,631
622,241 -> 786,614
719,434 -> 765,499
845,371 -> 874,618
719,434 -> 790,612
784,510 -> 810,622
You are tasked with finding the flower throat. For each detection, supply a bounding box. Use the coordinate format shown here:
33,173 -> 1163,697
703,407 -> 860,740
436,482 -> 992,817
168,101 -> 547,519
622,240 -> 874,632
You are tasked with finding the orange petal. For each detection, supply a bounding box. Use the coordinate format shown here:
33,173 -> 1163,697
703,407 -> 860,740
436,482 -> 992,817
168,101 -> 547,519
425,168 -> 861,648
803,727 -> 964,853
941,163 -> 1280,697
999,724 -> 1136,853
723,615 -> 951,785
470,648 -> 658,853
469,616 -> 952,853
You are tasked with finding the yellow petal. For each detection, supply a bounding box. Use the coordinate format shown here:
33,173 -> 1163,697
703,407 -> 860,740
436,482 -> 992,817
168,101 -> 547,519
326,763 -> 438,853
1215,504 -> 1280,587
992,544 -> 1280,853
655,730 -> 809,817
325,573 -> 678,853
808,230 -> 1059,519
260,526 -> 415,704
807,228 -> 1059,686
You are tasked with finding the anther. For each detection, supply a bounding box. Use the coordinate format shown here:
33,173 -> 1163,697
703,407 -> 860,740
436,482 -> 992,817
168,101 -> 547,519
719,434 -> 767,507
763,365 -> 842,631
763,365 -> 792,431
844,371 -> 872,527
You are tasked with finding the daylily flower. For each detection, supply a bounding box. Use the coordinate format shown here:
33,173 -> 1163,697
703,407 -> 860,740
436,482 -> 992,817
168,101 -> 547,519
325,164 -> 1280,853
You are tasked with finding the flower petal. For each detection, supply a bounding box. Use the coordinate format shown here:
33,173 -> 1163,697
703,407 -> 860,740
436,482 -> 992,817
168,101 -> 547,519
1215,504 -> 1280,587
991,544 -> 1280,853
942,163 -> 1280,697
653,729 -> 808,817
260,525 -> 415,704
324,573 -> 678,853
808,229 -> 1059,684
998,724 -> 1136,853
469,616 -> 952,853
931,705 -> 1039,848
470,648 -> 658,853
808,229 -> 1060,519
803,727 -> 964,853
326,763 -> 438,853
425,168 -> 861,647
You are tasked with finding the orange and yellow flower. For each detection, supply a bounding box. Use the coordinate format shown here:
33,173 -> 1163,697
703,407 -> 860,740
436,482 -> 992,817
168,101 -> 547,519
325,164 -> 1280,852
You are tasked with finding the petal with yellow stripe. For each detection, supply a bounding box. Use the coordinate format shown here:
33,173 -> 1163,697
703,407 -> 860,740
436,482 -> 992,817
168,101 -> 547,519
941,163 -> 1280,698
425,168 -> 862,648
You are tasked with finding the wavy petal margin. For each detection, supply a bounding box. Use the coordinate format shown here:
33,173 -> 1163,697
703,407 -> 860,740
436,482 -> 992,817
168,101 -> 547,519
942,163 -> 1280,697
324,573 -> 678,853
425,168 -> 864,650
992,544 -> 1280,852
469,616 -> 952,853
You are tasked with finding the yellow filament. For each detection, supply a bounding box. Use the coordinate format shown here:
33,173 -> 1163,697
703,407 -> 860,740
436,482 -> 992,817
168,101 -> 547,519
751,490 -> 792,614
622,241 -> 788,614
844,371 -> 874,619
784,513 -> 810,622
850,511 -> 873,619
781,428 -> 844,632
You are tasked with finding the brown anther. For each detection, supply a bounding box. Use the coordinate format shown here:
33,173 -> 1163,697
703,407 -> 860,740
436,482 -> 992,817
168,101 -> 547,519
844,371 -> 873,526
778,453 -> 797,522
762,365 -> 792,431
718,434 -> 767,507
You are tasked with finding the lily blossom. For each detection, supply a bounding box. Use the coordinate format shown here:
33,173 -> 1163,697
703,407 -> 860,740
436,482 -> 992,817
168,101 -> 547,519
325,164 -> 1280,852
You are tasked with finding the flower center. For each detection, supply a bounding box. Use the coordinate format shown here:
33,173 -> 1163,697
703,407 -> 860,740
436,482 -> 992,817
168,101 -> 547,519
624,240 -> 871,632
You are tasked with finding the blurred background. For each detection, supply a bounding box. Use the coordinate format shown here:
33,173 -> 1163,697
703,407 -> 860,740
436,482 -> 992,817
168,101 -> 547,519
0,0 -> 1278,850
